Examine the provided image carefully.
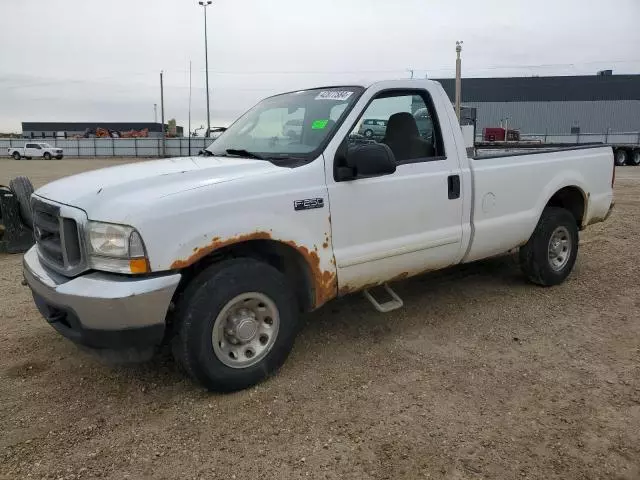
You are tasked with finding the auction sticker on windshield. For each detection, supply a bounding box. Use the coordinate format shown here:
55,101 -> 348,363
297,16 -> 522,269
311,119 -> 329,129
315,90 -> 354,101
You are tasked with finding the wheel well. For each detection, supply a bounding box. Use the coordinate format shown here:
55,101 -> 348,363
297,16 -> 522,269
546,187 -> 585,227
177,239 -> 315,312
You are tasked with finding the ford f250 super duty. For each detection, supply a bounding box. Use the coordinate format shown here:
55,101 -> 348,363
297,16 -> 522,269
23,80 -> 615,391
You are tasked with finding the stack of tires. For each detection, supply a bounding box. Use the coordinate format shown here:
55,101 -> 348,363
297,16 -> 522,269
614,148 -> 640,167
0,177 -> 35,254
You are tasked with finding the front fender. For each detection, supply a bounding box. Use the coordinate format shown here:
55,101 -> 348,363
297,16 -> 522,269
133,159 -> 336,307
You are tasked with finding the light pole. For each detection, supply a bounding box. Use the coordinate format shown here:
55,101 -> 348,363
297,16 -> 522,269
199,0 -> 212,137
455,41 -> 463,121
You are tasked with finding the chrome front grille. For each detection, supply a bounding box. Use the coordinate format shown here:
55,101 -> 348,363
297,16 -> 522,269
31,197 -> 85,275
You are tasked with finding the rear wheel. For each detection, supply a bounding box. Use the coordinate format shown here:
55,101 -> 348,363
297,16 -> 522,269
519,207 -> 579,286
172,258 -> 299,392
614,149 -> 628,166
630,150 -> 640,166
43,152 -> 52,160
8,176 -> 35,227
12,152 -> 20,160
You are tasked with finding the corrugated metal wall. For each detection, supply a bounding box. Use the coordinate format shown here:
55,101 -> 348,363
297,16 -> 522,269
465,100 -> 640,134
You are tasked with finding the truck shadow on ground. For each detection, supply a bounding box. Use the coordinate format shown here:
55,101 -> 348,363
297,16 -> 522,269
106,254 -> 526,391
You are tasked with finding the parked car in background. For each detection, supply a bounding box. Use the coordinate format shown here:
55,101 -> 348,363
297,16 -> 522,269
358,118 -> 387,138
7,143 -> 63,160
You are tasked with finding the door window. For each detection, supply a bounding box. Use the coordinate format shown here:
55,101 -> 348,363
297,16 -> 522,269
347,90 -> 444,163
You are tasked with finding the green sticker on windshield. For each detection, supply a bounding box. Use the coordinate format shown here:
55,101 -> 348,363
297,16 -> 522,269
311,119 -> 329,130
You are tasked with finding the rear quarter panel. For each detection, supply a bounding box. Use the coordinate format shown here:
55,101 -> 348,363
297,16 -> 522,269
465,146 -> 613,262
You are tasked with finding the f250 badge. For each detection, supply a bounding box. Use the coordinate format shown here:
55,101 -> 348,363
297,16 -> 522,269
294,198 -> 324,211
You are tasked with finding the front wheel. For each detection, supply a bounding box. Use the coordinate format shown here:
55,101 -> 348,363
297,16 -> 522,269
43,152 -> 52,160
172,258 -> 299,392
12,152 -> 20,160
519,207 -> 579,286
630,150 -> 640,166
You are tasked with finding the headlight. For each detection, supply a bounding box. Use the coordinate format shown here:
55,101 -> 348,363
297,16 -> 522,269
87,221 -> 149,274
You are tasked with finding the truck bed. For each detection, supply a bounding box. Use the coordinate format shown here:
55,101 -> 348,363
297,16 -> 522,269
464,145 -> 614,263
472,144 -> 610,160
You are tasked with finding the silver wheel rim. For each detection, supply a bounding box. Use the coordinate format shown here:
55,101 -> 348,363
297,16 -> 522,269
212,292 -> 280,369
633,152 -> 640,165
548,226 -> 572,271
616,151 -> 626,164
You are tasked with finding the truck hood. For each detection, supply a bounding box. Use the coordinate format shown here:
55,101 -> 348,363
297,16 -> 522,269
35,156 -> 282,217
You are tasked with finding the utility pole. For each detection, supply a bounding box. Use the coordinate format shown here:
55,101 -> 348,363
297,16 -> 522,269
154,104 -> 158,124
455,41 -> 463,121
160,71 -> 166,157
188,60 -> 192,155
199,0 -> 212,137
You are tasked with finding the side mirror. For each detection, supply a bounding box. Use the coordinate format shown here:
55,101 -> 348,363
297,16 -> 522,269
336,143 -> 396,181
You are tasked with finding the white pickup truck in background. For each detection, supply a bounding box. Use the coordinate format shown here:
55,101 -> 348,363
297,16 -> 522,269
8,142 -> 64,160
22,79 -> 614,391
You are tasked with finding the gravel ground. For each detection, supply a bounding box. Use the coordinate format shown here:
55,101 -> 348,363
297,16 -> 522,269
1,158 -> 639,480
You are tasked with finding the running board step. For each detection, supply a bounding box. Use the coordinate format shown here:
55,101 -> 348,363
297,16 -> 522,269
363,284 -> 404,313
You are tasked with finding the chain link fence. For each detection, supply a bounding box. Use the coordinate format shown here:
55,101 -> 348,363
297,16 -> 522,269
0,137 -> 211,158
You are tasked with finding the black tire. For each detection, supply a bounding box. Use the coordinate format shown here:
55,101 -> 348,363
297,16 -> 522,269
172,258 -> 299,392
630,150 -> 640,166
43,152 -> 52,160
56,155 -> 63,160
614,149 -> 628,166
364,129 -> 374,138
12,151 -> 21,160
519,207 -> 579,286
8,176 -> 35,227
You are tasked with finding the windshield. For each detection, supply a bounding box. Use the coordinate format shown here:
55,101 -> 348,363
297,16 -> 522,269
206,87 -> 363,159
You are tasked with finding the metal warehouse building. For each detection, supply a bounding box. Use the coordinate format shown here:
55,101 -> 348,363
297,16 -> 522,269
21,122 -> 183,139
436,74 -> 640,135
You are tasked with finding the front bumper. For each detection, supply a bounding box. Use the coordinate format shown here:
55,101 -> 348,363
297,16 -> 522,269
23,246 -> 181,350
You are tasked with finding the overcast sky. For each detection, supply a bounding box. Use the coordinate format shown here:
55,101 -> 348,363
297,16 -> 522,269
1,0 -> 639,133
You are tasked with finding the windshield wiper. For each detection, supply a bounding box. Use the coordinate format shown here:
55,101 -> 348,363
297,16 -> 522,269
225,148 -> 264,160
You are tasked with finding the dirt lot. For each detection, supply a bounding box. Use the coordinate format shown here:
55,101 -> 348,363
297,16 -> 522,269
1,158 -> 639,480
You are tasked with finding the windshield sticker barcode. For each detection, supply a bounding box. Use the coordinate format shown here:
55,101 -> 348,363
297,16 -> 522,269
315,91 -> 354,101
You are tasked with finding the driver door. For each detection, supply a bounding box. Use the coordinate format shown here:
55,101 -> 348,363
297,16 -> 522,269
326,88 -> 464,292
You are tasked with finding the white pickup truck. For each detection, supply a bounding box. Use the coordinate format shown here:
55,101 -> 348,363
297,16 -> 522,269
23,80 -> 614,391
8,142 -> 64,160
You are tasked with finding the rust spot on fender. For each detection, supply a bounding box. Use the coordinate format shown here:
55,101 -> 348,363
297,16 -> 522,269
322,242 -> 329,249
171,232 -> 338,308
171,232 -> 271,269
282,240 -> 337,308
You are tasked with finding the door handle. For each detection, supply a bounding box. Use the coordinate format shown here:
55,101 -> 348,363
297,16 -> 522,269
447,175 -> 460,200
